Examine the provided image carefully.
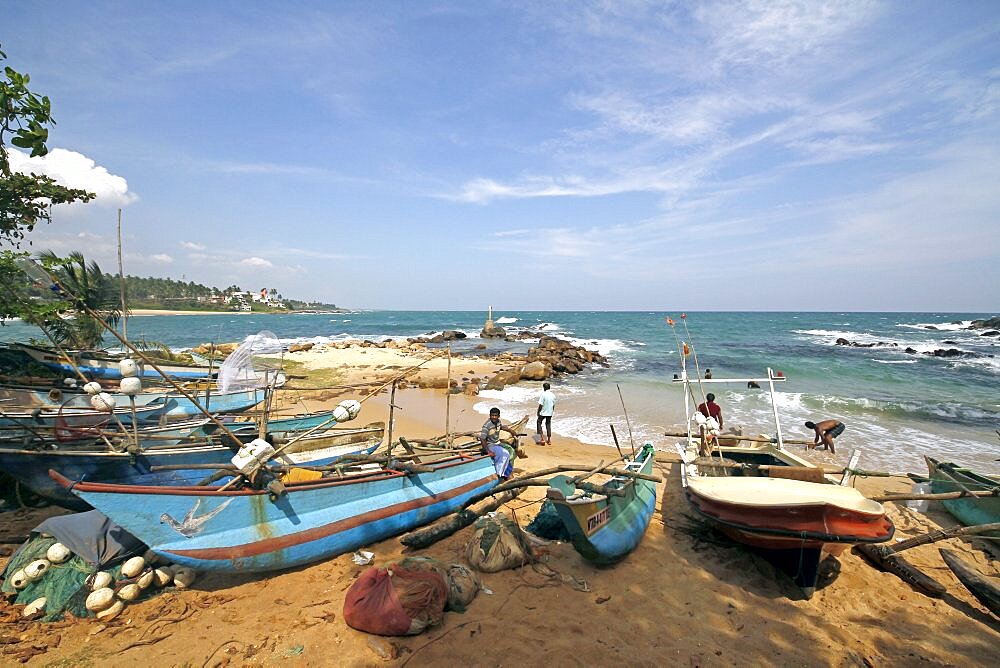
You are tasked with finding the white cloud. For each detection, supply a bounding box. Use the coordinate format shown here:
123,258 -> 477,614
181,241 -> 206,251
240,257 -> 273,267
149,254 -> 173,263
9,148 -> 137,206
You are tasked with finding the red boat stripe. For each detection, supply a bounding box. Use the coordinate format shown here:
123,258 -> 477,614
164,475 -> 495,561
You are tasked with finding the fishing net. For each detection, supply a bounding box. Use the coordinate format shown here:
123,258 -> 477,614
216,330 -> 284,393
525,499 -> 572,541
343,559 -> 449,636
466,512 -> 534,573
0,535 -> 114,622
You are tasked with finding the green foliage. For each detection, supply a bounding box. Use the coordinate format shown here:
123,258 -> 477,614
0,44 -> 96,325
0,44 -> 96,246
21,251 -> 122,349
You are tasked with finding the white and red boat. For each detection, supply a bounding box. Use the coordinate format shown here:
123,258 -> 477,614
673,361 -> 894,598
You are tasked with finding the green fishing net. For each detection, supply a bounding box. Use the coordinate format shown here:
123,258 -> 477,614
525,499 -> 572,541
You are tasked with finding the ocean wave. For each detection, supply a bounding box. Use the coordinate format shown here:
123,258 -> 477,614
898,320 -> 972,332
872,359 -> 918,364
495,317 -> 517,324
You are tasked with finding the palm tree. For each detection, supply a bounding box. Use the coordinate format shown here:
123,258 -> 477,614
31,250 -> 123,349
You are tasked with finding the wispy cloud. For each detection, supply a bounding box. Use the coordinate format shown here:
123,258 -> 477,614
181,241 -> 206,251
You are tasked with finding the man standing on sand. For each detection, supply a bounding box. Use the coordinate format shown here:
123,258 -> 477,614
481,407 -> 514,478
805,419 -> 844,454
697,393 -> 723,428
536,382 -> 556,445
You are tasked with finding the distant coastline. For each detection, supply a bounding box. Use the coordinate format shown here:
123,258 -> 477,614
128,309 -> 349,316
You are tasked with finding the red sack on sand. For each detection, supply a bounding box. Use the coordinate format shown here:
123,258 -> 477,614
343,564 -> 448,636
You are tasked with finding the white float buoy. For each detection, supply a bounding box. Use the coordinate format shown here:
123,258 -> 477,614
121,556 -> 146,578
85,588 -> 116,612
136,569 -> 154,590
339,399 -> 361,420
46,543 -> 72,564
172,567 -> 196,589
153,566 -> 174,588
119,358 -> 139,378
119,376 -> 142,396
117,583 -> 141,601
22,597 -> 46,618
10,569 -> 28,590
90,571 -> 113,590
90,392 -> 117,412
24,559 -> 50,581
331,405 -> 351,422
96,600 -> 125,620
83,381 -> 103,396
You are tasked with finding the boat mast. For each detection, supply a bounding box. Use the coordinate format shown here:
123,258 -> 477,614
766,367 -> 784,449
116,208 -> 128,340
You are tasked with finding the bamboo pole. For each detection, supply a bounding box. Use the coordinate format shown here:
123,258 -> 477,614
116,208 -> 128,340
445,344 -> 451,445
663,431 -> 816,446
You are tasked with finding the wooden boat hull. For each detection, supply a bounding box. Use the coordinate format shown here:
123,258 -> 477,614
680,443 -> 894,597
50,454 -> 498,572
939,548 -> 1000,616
0,427 -> 382,510
925,456 -> 1000,535
546,444 -> 658,564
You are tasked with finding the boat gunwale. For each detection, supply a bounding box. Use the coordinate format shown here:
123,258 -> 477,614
49,453 -> 489,497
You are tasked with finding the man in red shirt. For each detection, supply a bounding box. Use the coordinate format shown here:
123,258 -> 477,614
697,393 -> 723,428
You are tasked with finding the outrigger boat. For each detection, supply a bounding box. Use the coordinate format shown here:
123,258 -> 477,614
673,360 -> 894,598
546,443 -> 658,564
922,457 -> 1000,536
50,452 -> 497,572
9,342 -> 216,380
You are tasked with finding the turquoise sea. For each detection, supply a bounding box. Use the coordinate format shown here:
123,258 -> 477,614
2,311 -> 997,476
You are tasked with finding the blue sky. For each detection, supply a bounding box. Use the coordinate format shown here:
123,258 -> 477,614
3,1 -> 999,310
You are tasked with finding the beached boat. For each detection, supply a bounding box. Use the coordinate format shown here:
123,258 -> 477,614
0,403 -> 164,436
545,443 -> 658,564
674,363 -> 894,598
0,421 -> 385,509
49,452 -> 498,572
924,456 -> 1000,534
939,548 -> 1000,617
10,342 -> 216,380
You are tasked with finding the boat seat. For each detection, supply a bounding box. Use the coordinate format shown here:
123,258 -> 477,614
768,466 -> 825,484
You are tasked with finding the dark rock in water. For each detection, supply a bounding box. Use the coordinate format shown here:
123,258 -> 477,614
905,347 -> 917,354
480,324 -> 507,339
428,330 -> 467,343
835,338 -> 850,346
924,325 -> 938,330
969,316 -> 1000,330
943,340 -> 958,345
925,348 -> 978,358
981,330 -> 999,337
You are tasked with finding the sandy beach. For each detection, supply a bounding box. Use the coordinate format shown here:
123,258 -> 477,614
2,342 -> 998,666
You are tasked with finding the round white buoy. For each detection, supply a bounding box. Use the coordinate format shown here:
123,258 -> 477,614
121,556 -> 146,578
331,405 -> 351,423
85,588 -> 116,612
83,381 -> 103,396
136,569 -> 154,590
90,392 -> 117,412
46,543 -> 72,564
96,600 -> 125,620
117,583 -> 141,601
172,567 -> 196,589
10,569 -> 28,590
90,571 -> 113,590
340,399 -> 362,420
119,358 -> 139,378
153,566 -> 174,588
24,559 -> 50,582
22,597 -> 46,618
63,377 -> 78,388
119,376 -> 142,396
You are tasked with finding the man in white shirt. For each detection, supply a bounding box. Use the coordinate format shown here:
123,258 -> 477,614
536,382 -> 556,445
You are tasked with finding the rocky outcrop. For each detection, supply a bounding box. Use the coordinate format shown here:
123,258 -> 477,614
968,316 -> 1000,330
480,323 -> 506,339
519,361 -> 551,380
288,342 -> 313,353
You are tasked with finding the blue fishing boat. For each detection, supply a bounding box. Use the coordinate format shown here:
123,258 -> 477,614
925,456 -> 1000,536
50,453 -> 498,572
545,443 -> 659,564
11,343 -> 216,380
0,422 -> 385,510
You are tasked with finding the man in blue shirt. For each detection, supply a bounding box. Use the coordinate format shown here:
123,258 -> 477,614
536,382 -> 556,445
